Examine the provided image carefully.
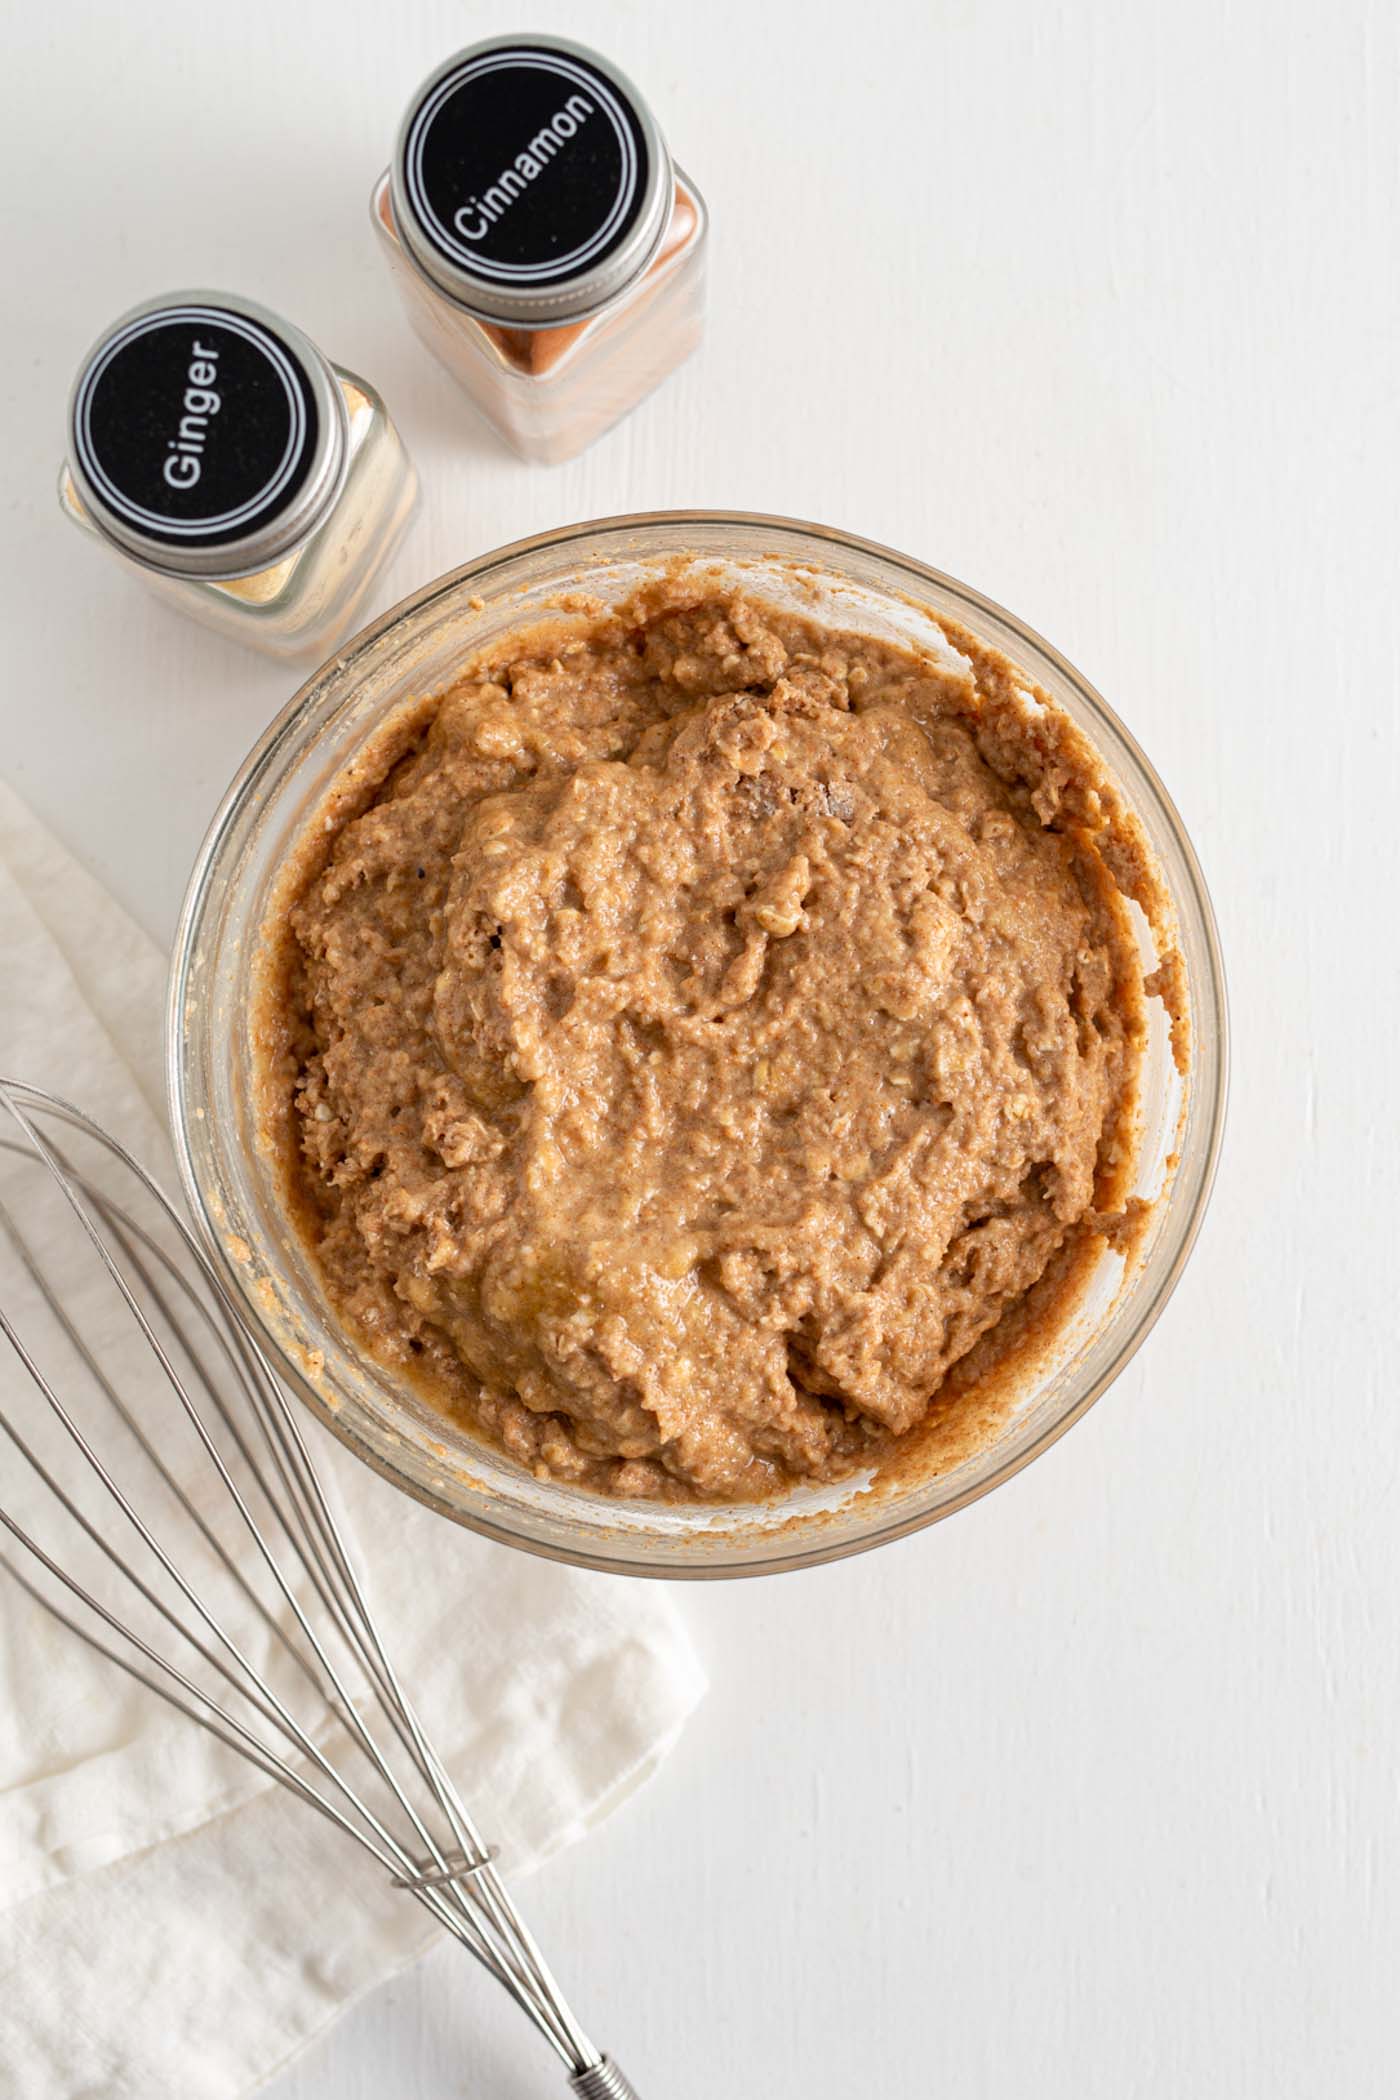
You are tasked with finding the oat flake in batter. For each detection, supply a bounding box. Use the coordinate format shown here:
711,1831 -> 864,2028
259,585 -> 1153,1502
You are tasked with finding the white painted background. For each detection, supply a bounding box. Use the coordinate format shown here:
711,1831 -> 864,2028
3,1 -> 1397,2093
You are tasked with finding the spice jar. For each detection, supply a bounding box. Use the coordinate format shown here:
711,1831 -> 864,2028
60,291 -> 418,659
372,35 -> 708,465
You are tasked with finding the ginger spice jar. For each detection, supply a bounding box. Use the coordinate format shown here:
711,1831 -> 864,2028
60,291 -> 417,659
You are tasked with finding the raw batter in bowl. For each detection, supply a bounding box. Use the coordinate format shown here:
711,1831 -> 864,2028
258,582 -> 1164,1503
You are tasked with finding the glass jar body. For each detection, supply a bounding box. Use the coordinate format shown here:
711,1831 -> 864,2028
60,369 -> 418,660
372,170 -> 708,465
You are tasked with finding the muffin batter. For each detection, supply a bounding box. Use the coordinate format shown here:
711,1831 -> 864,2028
261,586 -> 1149,1502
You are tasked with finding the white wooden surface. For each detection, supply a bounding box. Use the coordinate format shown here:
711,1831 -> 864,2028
4,0 -> 1398,2093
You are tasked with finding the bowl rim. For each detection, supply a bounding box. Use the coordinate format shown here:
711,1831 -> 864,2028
168,508 -> 1230,1579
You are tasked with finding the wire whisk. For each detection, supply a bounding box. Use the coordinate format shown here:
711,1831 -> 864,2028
0,1078 -> 638,2100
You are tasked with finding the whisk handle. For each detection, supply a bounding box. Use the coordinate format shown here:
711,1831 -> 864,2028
570,2059 -> 640,2099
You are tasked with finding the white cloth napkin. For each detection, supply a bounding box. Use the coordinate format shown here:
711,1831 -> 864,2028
0,778 -> 705,2097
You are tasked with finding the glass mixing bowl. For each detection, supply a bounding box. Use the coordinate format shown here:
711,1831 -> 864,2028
168,513 -> 1227,1577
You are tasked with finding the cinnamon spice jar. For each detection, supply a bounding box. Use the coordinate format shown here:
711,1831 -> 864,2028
372,36 -> 708,465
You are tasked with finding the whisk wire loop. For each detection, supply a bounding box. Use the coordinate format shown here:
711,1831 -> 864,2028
0,1079 -> 630,2089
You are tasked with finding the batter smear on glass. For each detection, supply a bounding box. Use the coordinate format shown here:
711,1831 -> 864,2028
259,585 -> 1152,1502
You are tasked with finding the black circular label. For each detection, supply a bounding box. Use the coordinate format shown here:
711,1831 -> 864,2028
72,305 -> 320,549
402,46 -> 649,286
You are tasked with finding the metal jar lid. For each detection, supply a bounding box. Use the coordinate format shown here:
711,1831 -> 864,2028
66,291 -> 349,581
390,35 -> 673,328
